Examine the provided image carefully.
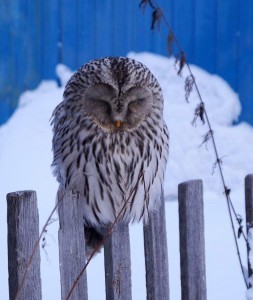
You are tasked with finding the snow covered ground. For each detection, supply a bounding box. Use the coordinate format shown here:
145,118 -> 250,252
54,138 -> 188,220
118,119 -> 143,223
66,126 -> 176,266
1,52 -> 253,299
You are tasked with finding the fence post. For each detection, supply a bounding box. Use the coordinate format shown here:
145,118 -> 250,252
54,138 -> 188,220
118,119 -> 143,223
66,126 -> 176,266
58,190 -> 88,300
143,192 -> 170,300
7,190 -> 42,300
178,180 -> 207,300
245,174 -> 253,281
104,223 -> 132,300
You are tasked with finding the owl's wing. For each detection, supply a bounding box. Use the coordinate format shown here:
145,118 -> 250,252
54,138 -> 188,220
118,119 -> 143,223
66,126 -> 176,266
51,101 -> 69,182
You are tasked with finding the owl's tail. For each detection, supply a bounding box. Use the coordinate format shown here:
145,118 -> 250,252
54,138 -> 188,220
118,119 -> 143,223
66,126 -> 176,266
84,226 -> 104,258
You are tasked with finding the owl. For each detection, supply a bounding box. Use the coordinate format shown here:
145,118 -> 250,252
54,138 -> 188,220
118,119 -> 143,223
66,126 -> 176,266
51,57 -> 169,254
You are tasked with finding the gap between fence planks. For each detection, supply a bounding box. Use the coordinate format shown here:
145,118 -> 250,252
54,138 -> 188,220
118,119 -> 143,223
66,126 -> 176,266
7,191 -> 42,300
178,179 -> 207,300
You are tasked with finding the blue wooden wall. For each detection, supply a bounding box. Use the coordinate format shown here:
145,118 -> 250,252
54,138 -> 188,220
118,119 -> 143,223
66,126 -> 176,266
0,0 -> 252,125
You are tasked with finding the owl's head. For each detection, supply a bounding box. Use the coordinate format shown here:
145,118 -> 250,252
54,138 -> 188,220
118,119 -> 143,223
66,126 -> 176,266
64,57 -> 164,132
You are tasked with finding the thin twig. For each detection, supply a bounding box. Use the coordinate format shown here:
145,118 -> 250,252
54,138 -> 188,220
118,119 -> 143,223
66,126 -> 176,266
139,0 -> 249,288
15,193 -> 64,300
66,172 -> 144,300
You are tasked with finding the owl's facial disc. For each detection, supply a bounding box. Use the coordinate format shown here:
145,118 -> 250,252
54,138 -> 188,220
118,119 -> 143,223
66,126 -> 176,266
84,83 -> 153,131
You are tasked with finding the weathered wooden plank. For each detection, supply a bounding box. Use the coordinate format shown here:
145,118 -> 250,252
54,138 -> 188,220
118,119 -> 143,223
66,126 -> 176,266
0,1 -> 13,124
216,0 -> 238,89
58,190 -> 88,300
61,0 -> 79,69
94,0 -> 114,58
143,193 -> 169,300
178,180 -> 206,300
77,1 -> 95,65
41,0 -> 59,79
24,0 -> 42,89
7,190 -> 42,300
245,174 -> 253,280
238,0 -> 253,124
173,0 -> 195,61
131,1 -> 151,53
194,0 -> 217,72
111,0 -> 132,56
104,223 -> 132,300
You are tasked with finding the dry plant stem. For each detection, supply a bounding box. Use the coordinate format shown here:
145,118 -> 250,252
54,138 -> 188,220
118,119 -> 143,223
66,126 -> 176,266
15,194 -> 64,300
149,0 -> 246,238
66,172 -> 144,300
140,0 -> 249,288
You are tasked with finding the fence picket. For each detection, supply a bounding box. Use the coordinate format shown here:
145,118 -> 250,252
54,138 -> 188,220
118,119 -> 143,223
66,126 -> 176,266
104,223 -> 132,300
143,193 -> 170,300
178,180 -> 207,300
58,190 -> 88,300
7,191 -> 42,300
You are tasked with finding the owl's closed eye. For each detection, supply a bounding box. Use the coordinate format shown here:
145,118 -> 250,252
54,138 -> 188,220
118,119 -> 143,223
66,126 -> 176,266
83,83 -> 153,131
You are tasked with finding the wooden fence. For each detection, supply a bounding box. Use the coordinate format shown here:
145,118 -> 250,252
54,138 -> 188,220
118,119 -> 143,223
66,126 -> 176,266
6,175 -> 253,299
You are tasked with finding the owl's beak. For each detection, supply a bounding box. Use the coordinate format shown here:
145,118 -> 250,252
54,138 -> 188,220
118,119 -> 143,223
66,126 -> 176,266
115,120 -> 122,128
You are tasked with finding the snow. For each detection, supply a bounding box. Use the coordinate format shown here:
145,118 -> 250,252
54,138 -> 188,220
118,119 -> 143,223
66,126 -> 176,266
1,52 -> 253,299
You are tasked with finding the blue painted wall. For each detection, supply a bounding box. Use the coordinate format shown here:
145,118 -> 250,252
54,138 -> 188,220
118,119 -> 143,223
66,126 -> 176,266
0,0 -> 252,124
